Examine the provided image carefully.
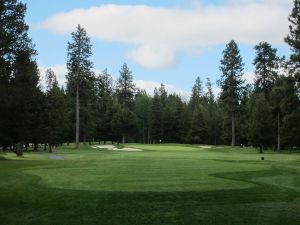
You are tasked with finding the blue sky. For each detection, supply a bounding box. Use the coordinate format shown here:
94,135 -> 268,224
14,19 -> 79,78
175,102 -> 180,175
23,0 -> 292,97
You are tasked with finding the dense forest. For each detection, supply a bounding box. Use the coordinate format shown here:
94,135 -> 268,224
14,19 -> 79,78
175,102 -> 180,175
0,0 -> 300,156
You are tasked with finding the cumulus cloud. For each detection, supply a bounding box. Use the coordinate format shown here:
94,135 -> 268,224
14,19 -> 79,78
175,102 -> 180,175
127,45 -> 176,69
38,0 -> 292,69
38,65 -> 191,99
39,64 -> 67,89
135,80 -> 190,100
243,71 -> 255,84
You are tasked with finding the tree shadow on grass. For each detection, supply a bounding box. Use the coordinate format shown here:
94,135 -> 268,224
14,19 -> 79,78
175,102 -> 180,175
0,168 -> 299,225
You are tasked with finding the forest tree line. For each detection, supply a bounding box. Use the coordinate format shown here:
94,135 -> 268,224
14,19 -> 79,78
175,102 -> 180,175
0,0 -> 300,155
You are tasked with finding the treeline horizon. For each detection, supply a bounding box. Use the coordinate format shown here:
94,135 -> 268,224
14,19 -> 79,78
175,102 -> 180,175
0,0 -> 300,156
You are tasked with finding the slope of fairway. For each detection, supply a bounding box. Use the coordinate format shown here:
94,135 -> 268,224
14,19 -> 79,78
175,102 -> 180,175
0,144 -> 299,225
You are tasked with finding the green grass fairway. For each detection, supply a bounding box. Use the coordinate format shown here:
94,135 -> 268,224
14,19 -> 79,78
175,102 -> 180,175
0,144 -> 299,225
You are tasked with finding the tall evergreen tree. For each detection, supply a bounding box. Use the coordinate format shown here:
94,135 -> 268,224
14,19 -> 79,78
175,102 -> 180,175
0,0 -> 34,150
150,88 -> 163,143
253,42 -> 279,97
189,77 -> 203,111
188,105 -> 208,144
249,93 -> 275,152
134,90 -> 152,143
204,78 -> 217,144
116,63 -> 135,107
219,40 -> 245,146
285,0 -> 300,98
95,69 -> 114,142
44,69 -> 68,152
11,50 -> 40,156
66,24 -> 94,149
158,83 -> 168,107
285,0 -> 300,72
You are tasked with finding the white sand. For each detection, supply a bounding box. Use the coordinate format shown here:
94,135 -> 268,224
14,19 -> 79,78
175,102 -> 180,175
92,145 -> 142,152
199,145 -> 212,149
49,155 -> 65,160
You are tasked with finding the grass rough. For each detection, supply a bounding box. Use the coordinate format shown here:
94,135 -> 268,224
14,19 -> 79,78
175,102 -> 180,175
0,143 -> 299,225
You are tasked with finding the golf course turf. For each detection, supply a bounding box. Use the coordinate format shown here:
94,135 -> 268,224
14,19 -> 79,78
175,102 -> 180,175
0,144 -> 299,225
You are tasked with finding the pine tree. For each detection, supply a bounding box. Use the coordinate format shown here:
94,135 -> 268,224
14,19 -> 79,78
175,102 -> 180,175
189,77 -> 203,111
150,88 -> 162,143
158,83 -> 168,107
116,63 -> 135,107
249,93 -> 275,152
285,0 -> 300,97
253,42 -> 279,97
285,0 -> 300,71
204,78 -> 216,144
111,103 -> 137,144
66,24 -> 94,149
95,69 -> 114,143
219,40 -> 245,146
11,50 -> 40,156
45,69 -> 68,152
134,90 -> 152,143
188,105 -> 208,144
0,0 -> 34,151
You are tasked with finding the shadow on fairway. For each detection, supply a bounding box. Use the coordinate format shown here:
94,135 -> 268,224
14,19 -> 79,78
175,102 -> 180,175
0,167 -> 299,225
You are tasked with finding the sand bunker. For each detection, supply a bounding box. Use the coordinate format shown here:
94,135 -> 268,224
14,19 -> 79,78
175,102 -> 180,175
199,145 -> 212,149
92,145 -> 142,152
49,155 -> 65,160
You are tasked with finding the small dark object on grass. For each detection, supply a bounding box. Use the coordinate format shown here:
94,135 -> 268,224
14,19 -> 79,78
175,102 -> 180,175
261,157 -> 264,160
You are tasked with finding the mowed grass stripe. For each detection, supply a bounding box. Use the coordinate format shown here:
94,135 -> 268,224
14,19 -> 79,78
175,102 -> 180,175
0,144 -> 299,225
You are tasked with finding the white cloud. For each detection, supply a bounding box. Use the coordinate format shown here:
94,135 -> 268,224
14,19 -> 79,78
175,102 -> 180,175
135,79 -> 190,100
243,71 -> 255,84
38,0 -> 292,69
127,45 -> 176,69
39,64 -> 67,89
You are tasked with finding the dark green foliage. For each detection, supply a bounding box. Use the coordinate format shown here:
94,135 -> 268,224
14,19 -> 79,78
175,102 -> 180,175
66,25 -> 95,145
150,88 -> 163,143
66,25 -> 93,92
249,93 -> 275,150
134,90 -> 152,143
189,76 -> 203,111
219,40 -> 245,146
0,0 -> 38,153
188,105 -> 208,144
253,42 -> 279,97
95,69 -> 114,142
116,63 -> 136,107
111,103 -> 137,143
285,0 -> 300,69
219,40 -> 245,113
44,69 -> 68,152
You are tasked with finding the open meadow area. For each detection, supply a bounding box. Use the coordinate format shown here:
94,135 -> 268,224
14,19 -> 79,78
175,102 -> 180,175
0,144 -> 300,225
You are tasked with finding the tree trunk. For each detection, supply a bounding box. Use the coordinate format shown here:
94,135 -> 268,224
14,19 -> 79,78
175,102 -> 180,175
16,143 -> 23,157
260,145 -> 263,154
33,143 -> 37,151
76,84 -> 80,149
49,144 -> 52,153
277,111 -> 280,152
231,112 -> 235,147
122,136 -> 125,144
